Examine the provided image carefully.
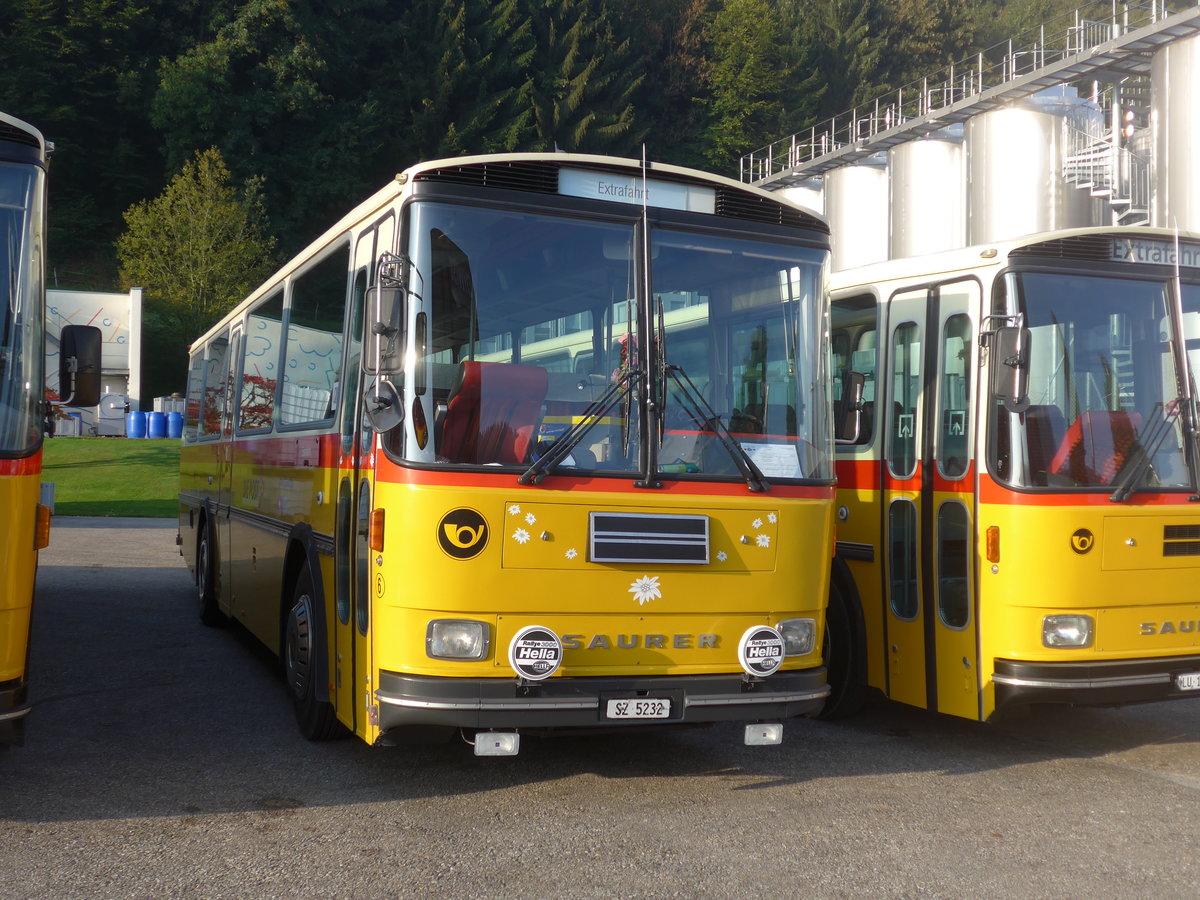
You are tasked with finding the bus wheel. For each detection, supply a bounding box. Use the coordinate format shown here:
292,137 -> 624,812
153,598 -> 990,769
284,567 -> 341,740
816,584 -> 865,720
197,526 -> 224,627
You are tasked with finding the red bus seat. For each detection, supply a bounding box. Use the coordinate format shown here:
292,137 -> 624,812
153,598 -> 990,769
439,361 -> 549,464
1049,410 -> 1141,484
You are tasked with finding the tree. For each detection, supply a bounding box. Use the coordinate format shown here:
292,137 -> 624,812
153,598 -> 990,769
0,0 -> 220,287
621,0 -> 714,169
704,0 -> 821,169
116,147 -> 276,397
522,0 -> 645,153
803,0 -> 888,120
404,0 -> 535,158
877,0 -> 976,91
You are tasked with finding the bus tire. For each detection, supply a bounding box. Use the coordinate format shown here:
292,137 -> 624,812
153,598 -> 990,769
284,566 -> 341,741
197,523 -> 224,627
817,580 -> 866,720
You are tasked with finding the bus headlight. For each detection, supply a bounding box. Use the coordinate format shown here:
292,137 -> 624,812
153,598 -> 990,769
427,620 -> 489,660
1042,615 -> 1093,648
777,618 -> 816,656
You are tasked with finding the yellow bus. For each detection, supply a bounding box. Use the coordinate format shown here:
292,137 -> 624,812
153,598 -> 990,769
179,153 -> 836,753
0,113 -> 105,746
826,226 -> 1200,721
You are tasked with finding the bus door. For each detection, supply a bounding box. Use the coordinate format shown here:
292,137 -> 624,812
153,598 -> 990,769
335,220 -> 389,731
881,281 -> 980,717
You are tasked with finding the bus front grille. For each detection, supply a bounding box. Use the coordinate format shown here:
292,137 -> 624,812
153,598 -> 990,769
589,512 -> 709,565
1163,525 -> 1200,557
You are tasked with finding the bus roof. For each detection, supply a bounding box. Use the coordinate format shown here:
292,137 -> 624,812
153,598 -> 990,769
191,152 -> 829,349
0,110 -> 46,158
830,224 -> 1200,294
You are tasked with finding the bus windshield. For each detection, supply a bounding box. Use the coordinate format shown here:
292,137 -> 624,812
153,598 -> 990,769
393,201 -> 830,483
0,160 -> 43,456
991,269 -> 1200,492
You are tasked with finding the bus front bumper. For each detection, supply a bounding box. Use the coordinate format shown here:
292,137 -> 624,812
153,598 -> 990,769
993,655 -> 1200,712
376,669 -> 829,733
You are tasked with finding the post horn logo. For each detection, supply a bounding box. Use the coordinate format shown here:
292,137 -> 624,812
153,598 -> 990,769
437,508 -> 489,560
1070,528 -> 1095,555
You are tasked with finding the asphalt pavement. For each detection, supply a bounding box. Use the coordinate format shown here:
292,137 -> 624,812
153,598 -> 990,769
3,517 -> 1200,899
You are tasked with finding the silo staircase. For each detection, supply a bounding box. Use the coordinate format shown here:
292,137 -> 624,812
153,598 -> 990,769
1061,79 -> 1152,225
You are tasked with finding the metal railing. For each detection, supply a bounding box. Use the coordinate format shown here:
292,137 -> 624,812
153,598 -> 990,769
1061,106 -> 1151,222
740,0 -> 1194,183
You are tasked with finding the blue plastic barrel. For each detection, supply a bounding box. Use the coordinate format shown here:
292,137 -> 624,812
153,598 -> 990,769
147,411 -> 168,439
166,411 -> 184,439
126,411 -> 146,439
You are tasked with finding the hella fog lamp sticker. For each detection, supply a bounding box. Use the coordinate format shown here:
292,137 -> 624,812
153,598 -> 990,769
437,508 -> 489,560
738,625 -> 785,677
508,626 -> 563,681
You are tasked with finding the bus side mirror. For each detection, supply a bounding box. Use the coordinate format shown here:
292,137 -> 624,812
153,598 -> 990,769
365,284 -> 405,376
58,324 -> 102,407
364,252 -> 408,377
834,371 -> 866,444
990,325 -> 1030,413
364,377 -> 404,433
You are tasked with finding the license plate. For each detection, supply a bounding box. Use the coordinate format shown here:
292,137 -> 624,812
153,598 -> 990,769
605,697 -> 671,719
1176,672 -> 1200,691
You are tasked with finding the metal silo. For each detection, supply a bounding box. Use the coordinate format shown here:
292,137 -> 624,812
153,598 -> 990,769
1151,33 -> 1200,231
779,178 -> 824,217
966,87 -> 1101,244
889,127 -> 966,259
825,155 -> 889,271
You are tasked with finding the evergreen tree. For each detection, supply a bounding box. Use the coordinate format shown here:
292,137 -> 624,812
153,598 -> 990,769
803,0 -> 888,120
151,0 -> 403,254
704,0 -> 820,169
405,0 -> 535,158
621,0 -> 714,169
522,0 -> 644,153
877,0 -> 976,91
0,0 -> 215,287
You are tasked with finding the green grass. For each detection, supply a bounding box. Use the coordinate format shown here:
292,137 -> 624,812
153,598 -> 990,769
41,437 -> 180,518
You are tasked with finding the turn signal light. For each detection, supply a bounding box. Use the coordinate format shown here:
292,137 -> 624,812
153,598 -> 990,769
369,508 -> 385,552
985,525 -> 1000,563
35,504 -> 52,550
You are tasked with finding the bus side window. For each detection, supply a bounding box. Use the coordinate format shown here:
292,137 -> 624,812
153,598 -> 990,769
831,294 -> 878,446
184,352 -> 204,442
281,245 -> 350,426
938,314 -> 971,479
199,333 -> 229,440
239,290 -> 283,432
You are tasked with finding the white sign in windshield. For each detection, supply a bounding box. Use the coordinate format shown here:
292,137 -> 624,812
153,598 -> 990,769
559,168 -> 716,214
1111,238 -> 1200,269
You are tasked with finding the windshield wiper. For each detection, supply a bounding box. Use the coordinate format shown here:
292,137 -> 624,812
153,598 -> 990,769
663,363 -> 769,493
518,368 -> 641,486
1109,402 -> 1181,502
652,295 -> 768,493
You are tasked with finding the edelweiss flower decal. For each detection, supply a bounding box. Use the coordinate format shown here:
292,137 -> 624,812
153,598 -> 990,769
565,548 -> 578,560
756,534 -> 771,548
716,551 -> 728,562
767,513 -> 777,524
628,575 -> 663,606
507,504 -> 521,516
525,512 -> 537,525
512,528 -> 531,544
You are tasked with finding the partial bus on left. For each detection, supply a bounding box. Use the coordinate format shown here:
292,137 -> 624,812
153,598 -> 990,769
0,112 -> 100,747
0,111 -> 50,747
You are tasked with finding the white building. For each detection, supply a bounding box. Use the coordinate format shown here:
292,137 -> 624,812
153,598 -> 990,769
45,287 -> 143,435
